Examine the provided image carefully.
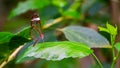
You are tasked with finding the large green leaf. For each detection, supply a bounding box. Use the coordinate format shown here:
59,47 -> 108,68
0,31 -> 30,49
0,32 -> 29,63
9,35 -> 30,50
0,32 -> 14,63
9,0 -> 50,18
0,32 -> 14,44
60,26 -> 110,48
16,41 -> 93,63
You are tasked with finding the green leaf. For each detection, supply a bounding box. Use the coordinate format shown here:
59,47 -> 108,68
0,32 -> 14,63
98,26 -> 109,33
0,43 -> 10,64
9,0 -> 50,18
60,26 -> 110,48
0,32 -> 30,64
0,32 -> 30,63
9,35 -> 30,50
106,23 -> 117,36
115,42 -> 120,52
0,32 -> 14,44
16,41 -> 93,63
98,23 -> 117,38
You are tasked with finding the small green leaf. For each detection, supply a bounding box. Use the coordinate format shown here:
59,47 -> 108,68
98,27 -> 109,33
60,26 -> 110,48
16,41 -> 93,63
115,42 -> 120,52
98,23 -> 117,36
106,23 -> 117,36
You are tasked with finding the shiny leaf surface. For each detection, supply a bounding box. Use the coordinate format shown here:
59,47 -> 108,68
16,41 -> 93,63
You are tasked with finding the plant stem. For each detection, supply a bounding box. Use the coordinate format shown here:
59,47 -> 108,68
111,52 -> 120,68
92,53 -> 103,68
43,17 -> 63,29
111,35 -> 115,58
111,35 -> 116,68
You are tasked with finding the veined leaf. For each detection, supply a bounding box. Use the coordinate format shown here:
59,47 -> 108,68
16,41 -> 93,63
60,26 -> 110,48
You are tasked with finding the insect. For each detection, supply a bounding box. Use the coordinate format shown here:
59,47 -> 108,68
30,13 -> 44,46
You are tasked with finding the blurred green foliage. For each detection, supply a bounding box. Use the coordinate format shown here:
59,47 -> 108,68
0,0 -> 116,68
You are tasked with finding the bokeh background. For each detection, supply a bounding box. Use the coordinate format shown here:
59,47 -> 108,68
0,0 -> 120,68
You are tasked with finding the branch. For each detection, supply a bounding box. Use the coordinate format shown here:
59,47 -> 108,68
43,17 -> 63,29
